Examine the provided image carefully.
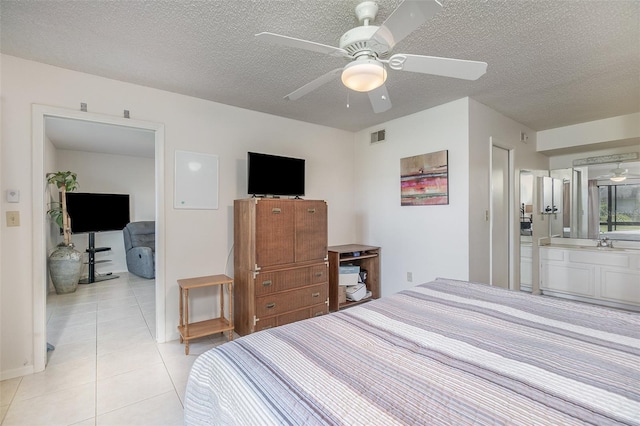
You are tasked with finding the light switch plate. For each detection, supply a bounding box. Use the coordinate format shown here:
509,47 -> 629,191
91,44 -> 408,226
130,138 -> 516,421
7,189 -> 20,203
6,211 -> 20,227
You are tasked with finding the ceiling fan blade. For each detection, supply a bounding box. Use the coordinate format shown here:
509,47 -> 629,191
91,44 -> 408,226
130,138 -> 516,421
284,68 -> 343,101
368,84 -> 392,113
371,0 -> 443,50
256,32 -> 348,58
388,53 -> 487,80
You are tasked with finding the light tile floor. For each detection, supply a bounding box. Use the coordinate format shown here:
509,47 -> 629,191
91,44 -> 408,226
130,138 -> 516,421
1,273 -> 231,426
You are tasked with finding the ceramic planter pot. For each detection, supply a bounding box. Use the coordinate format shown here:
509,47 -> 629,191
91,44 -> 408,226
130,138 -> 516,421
48,244 -> 82,294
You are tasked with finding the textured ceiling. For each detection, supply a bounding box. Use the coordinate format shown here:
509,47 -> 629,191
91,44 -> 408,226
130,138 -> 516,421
45,117 -> 156,158
1,0 -> 639,133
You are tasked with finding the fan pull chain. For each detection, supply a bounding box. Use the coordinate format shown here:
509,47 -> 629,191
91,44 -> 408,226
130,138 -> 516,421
346,90 -> 350,109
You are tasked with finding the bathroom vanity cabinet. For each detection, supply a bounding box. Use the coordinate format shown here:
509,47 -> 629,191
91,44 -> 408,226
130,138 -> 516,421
540,245 -> 640,310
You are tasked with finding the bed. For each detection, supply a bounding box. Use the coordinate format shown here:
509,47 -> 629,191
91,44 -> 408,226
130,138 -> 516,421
184,278 -> 640,425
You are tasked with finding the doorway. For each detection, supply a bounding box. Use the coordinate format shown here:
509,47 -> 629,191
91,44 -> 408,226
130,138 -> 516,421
490,144 -> 511,289
32,105 -> 166,373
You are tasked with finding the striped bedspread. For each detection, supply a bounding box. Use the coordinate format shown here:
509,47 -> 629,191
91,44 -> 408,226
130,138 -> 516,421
184,278 -> 640,425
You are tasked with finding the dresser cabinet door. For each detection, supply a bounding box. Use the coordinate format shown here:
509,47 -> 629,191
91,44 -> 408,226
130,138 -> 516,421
295,200 -> 328,263
255,200 -> 295,268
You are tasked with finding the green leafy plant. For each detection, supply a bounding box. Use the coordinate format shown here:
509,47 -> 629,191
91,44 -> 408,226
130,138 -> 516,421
46,171 -> 79,246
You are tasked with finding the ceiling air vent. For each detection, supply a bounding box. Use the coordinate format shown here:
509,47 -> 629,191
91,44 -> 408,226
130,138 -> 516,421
370,129 -> 386,144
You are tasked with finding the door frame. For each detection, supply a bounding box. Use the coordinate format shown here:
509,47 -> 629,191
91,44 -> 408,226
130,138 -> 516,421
32,105 -> 166,372
489,138 -> 515,290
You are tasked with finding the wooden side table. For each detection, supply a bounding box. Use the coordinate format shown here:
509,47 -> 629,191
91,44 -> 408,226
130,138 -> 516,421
178,274 -> 234,355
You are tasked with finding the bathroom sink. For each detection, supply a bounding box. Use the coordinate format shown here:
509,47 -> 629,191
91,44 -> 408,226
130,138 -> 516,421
578,246 -> 626,251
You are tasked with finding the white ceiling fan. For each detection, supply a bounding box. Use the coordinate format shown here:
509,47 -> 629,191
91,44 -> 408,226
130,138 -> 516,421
256,0 -> 488,113
595,163 -> 640,182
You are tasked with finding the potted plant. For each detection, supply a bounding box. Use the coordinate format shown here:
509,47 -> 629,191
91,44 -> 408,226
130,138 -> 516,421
46,171 -> 82,294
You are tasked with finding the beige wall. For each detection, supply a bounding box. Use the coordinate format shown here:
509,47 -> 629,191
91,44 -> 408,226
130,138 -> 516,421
0,54 -> 356,379
353,99 -> 471,296
537,113 -> 640,153
352,97 -> 549,294
55,149 -> 156,274
468,99 -> 549,286
3,52 -> 634,381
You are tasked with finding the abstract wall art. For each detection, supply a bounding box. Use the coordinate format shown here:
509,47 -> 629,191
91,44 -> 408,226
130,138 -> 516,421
400,150 -> 449,206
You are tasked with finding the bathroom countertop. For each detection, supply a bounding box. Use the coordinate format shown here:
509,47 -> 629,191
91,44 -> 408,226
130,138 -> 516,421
542,243 -> 640,253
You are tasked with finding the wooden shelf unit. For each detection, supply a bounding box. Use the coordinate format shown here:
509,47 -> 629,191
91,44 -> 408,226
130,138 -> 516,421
178,274 -> 234,355
328,244 -> 381,311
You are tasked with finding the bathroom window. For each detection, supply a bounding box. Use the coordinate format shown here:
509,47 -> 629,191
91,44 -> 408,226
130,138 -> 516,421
599,183 -> 640,233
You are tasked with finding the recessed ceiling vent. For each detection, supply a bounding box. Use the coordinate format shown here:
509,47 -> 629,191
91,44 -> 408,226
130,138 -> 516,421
370,129 -> 386,144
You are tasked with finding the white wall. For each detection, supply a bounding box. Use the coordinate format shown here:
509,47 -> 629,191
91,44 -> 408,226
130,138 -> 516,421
351,98 -> 549,297
0,54 -> 356,379
537,113 -> 640,152
353,99 -> 471,296
44,137 -> 59,293
55,149 -> 156,274
468,99 -> 549,286
4,52 -> 629,381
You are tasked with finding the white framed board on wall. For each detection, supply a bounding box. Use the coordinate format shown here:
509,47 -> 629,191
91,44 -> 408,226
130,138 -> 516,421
174,150 -> 219,209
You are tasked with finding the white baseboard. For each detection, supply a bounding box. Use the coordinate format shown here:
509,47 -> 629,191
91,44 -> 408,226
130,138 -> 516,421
165,330 -> 180,343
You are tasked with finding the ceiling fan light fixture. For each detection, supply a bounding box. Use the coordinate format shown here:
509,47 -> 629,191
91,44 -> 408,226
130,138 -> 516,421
610,176 -> 627,182
341,59 -> 387,92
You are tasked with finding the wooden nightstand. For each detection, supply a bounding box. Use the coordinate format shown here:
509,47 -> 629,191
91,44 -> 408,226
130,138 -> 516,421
178,274 -> 234,355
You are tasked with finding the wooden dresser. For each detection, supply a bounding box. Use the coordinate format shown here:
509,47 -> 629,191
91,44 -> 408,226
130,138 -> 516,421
234,198 -> 329,335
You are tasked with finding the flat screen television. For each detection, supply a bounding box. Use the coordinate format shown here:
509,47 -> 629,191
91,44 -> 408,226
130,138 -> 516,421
65,192 -> 130,234
247,152 -> 305,197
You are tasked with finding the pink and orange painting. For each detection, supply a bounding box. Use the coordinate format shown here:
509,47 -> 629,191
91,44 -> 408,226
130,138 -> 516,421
400,150 -> 449,206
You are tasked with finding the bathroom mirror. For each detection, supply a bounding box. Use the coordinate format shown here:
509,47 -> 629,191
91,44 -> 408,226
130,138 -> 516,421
519,170 -> 534,292
538,176 -> 555,214
550,161 -> 640,241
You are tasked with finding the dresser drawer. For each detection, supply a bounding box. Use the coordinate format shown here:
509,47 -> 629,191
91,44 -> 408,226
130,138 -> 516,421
310,264 -> 328,284
255,264 -> 328,296
254,316 -> 277,332
277,304 -> 327,326
255,303 -> 327,332
256,283 -> 327,317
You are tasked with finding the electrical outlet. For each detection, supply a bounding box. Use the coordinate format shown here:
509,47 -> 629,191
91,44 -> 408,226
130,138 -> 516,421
6,211 -> 20,227
407,272 -> 413,282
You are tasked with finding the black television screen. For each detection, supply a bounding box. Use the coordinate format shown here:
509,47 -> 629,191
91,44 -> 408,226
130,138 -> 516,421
247,152 -> 305,196
65,192 -> 130,233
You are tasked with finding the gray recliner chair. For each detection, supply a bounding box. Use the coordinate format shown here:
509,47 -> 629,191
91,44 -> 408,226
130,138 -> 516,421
123,221 -> 155,279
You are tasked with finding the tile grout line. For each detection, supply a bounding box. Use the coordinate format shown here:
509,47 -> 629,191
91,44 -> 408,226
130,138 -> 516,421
0,376 -> 22,425
133,279 -> 186,407
159,355 -> 186,410
2,275 -> 187,425
93,276 -> 180,418
94,287 -> 99,426
134,286 -> 155,341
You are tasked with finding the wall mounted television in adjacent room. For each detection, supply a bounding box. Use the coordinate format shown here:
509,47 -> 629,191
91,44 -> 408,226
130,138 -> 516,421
247,152 -> 305,197
65,192 -> 130,234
